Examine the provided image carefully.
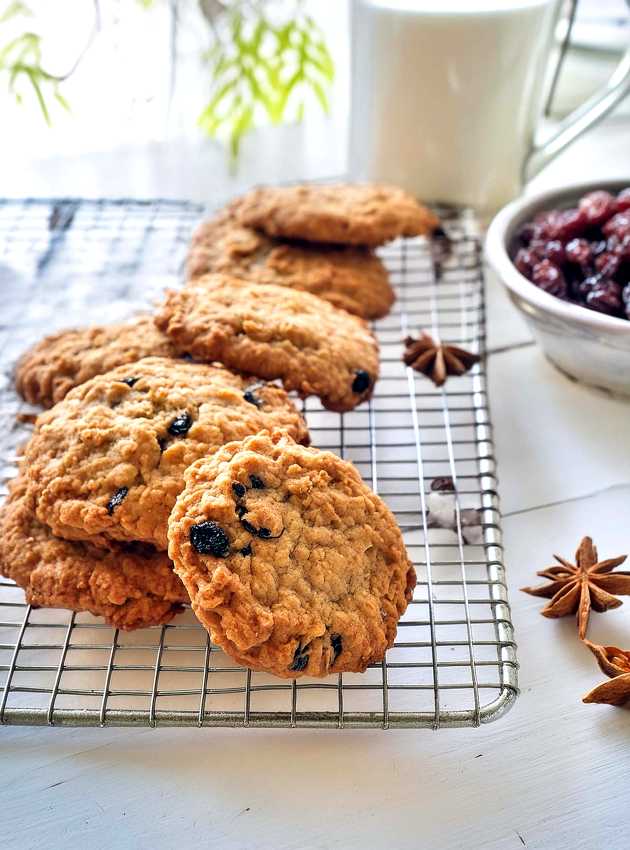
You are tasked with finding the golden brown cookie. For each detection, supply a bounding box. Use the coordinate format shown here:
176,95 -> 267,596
0,478 -> 188,630
167,430 -> 416,678
15,315 -> 177,408
155,274 -> 380,412
186,210 -> 395,319
24,356 -> 309,550
233,183 -> 439,246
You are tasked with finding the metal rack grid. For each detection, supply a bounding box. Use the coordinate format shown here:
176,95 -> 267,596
0,197 -> 518,729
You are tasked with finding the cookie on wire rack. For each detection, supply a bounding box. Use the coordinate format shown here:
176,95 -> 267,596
167,430 -> 416,679
15,315 -> 177,408
24,356 -> 309,551
187,210 -> 395,320
0,477 -> 188,630
232,183 -> 440,246
155,274 -> 380,412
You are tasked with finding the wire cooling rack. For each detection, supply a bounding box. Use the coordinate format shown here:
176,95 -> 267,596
0,197 -> 517,729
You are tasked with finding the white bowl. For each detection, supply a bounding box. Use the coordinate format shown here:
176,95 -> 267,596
485,179 -> 630,397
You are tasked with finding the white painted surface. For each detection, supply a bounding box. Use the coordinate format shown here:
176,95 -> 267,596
2,89 -> 630,850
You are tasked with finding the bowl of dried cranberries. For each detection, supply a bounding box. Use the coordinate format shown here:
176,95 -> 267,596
485,180 -> 630,396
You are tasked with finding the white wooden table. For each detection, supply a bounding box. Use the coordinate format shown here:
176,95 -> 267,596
1,113 -> 630,850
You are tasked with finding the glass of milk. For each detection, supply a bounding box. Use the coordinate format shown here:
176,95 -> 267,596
349,0 -> 630,217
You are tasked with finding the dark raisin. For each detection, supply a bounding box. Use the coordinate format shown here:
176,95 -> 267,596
352,370 -> 371,394
431,476 -> 456,492
330,633 -> 343,665
289,646 -> 309,672
232,482 -> 246,499
168,412 -> 192,436
157,436 -> 168,452
190,521 -> 230,557
240,543 -> 252,556
250,475 -> 264,489
121,377 -> 138,387
243,387 -> 262,408
236,504 -> 247,518
257,527 -> 271,539
106,487 -> 128,515
180,352 -> 194,361
241,518 -> 257,535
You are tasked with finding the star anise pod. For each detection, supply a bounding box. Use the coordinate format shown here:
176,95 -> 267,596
582,641 -> 630,706
521,536 -> 630,640
402,332 -> 480,386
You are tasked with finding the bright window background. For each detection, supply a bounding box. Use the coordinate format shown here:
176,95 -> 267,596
1,1 -> 350,162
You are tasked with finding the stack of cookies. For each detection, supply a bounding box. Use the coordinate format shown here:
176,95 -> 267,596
1,183 -> 438,678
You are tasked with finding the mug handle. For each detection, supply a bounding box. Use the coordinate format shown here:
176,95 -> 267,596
524,40 -> 630,181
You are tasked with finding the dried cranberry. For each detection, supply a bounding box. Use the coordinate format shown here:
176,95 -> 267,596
330,633 -> 343,665
107,487 -> 128,515
617,188 -> 630,211
595,252 -> 620,278
565,238 -> 591,267
517,222 -> 536,245
532,260 -> 568,299
289,645 -> 309,672
576,274 -> 602,299
547,208 -> 586,241
514,248 -> 537,278
579,190 -> 617,226
232,482 -> 246,499
530,239 -> 565,266
352,370 -> 371,394
168,412 -> 192,436
249,475 -> 264,489
586,282 -> 623,316
592,240 -> 608,256
190,521 -> 230,557
603,211 -> 630,239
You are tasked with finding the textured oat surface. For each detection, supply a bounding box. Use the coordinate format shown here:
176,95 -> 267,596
186,210 -> 394,319
24,356 -> 309,550
0,478 -> 188,629
233,183 -> 440,246
15,315 -> 177,408
168,431 -> 415,678
155,274 -> 380,412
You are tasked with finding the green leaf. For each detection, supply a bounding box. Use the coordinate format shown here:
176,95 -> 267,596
307,77 -> 329,114
0,1 -> 31,24
54,88 -> 70,112
25,68 -> 50,124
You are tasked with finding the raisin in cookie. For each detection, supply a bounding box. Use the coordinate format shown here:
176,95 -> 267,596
167,430 -> 416,678
233,183 -> 439,246
15,315 -> 177,408
186,210 -> 394,319
155,274 -> 380,412
25,356 -> 309,550
0,478 -> 188,629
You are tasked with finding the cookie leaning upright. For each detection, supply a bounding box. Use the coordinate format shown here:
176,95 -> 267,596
15,315 -> 176,408
0,477 -> 188,630
167,430 -> 416,678
186,209 -> 395,320
233,183 -> 439,246
24,356 -> 309,550
155,274 -> 380,412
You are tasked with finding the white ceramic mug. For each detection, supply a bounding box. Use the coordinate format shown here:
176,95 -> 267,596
349,0 -> 630,217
